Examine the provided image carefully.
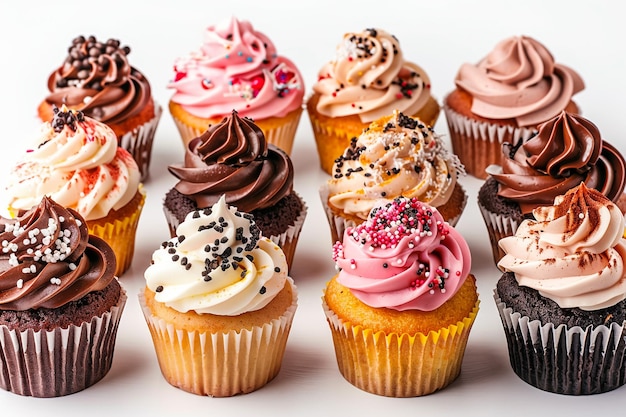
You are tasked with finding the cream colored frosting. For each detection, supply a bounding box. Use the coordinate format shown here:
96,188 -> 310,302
313,28 -> 433,123
145,195 -> 288,315
498,184 -> 626,311
327,111 -> 463,220
2,108 -> 139,220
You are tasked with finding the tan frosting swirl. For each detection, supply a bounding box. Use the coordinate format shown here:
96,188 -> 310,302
327,111 -> 463,220
2,107 -> 140,221
498,184 -> 626,311
313,28 -> 434,123
0,196 -> 116,311
455,35 -> 584,126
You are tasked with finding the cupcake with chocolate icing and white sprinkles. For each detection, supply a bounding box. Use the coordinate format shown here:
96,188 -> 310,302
139,195 -> 297,397
322,196 -> 479,397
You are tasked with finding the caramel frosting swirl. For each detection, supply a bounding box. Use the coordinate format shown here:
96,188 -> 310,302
168,110 -> 293,213
488,111 -> 626,214
0,196 -> 116,311
45,35 -> 152,124
499,184 -> 626,311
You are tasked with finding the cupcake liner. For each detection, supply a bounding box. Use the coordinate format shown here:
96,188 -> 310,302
267,192 -> 307,270
494,291 -> 626,395
88,186 -> 146,277
139,279 -> 298,397
171,115 -> 204,150
118,103 -> 162,182
322,296 -> 479,397
443,104 -> 536,180
477,200 -> 520,268
0,287 -> 127,398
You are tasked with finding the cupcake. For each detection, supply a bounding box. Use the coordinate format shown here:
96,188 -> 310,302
38,35 -> 162,181
323,196 -> 479,397
168,16 -> 304,154
164,109 -> 306,269
308,28 -> 440,175
478,111 -> 626,266
321,110 -> 466,244
1,107 -> 145,277
495,183 -> 626,395
0,196 -> 126,397
140,195 -> 298,397
444,35 -> 584,179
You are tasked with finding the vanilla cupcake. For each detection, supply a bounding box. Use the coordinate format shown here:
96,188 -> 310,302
140,195 -> 297,397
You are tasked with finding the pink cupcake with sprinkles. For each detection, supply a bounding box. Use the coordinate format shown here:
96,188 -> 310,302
168,16 -> 305,154
322,196 -> 479,397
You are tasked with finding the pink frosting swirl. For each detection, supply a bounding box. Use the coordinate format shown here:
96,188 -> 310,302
455,35 -> 584,126
168,17 -> 304,120
333,197 -> 471,311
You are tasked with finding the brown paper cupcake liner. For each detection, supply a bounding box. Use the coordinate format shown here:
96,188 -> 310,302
478,201 -> 521,268
443,104 -> 536,179
494,291 -> 626,395
118,104 -> 162,182
0,288 -> 127,398
138,279 -> 297,397
322,296 -> 479,397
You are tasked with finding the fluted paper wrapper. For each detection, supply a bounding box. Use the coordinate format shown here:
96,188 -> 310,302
322,297 -> 479,397
443,104 -> 536,179
139,280 -> 298,397
118,104 -> 162,181
478,201 -> 520,268
494,291 -> 626,395
0,288 -> 127,397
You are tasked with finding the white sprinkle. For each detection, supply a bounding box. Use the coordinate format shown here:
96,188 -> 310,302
579,213 -> 585,219
16,279 -> 23,289
50,277 -> 61,285
30,265 -> 36,273
69,263 -> 77,270
396,258 -> 403,264
429,289 -> 435,295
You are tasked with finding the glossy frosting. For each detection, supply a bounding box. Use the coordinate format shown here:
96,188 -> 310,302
45,35 -> 152,124
168,17 -> 304,120
168,109 -> 293,213
145,195 -> 288,315
455,35 -> 584,126
327,111 -> 463,220
499,184 -> 626,311
3,107 -> 140,221
313,28 -> 434,123
487,111 -> 626,214
333,197 -> 471,311
0,196 -> 116,311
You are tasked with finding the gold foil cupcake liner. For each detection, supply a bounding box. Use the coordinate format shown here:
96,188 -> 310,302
477,201 -> 521,268
443,103 -> 536,179
138,279 -> 298,397
0,287 -> 127,398
322,296 -> 479,397
118,103 -> 162,182
494,291 -> 626,395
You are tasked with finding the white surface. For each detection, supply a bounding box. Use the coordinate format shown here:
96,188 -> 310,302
1,0 -> 625,414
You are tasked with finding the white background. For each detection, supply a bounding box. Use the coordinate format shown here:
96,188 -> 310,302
1,0 -> 625,414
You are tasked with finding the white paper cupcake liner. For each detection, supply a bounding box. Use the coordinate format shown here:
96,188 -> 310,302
478,201 -> 521,268
118,103 -> 163,182
494,291 -> 626,395
0,287 -> 127,397
267,192 -> 307,269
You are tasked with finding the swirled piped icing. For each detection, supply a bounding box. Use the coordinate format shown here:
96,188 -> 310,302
168,109 -> 293,213
455,35 -> 584,126
0,196 -> 116,311
327,111 -> 464,220
332,197 -> 471,311
145,195 -> 288,315
45,35 -> 152,125
2,107 -> 140,221
168,17 -> 304,120
313,28 -> 434,123
487,111 -> 626,214
498,184 -> 626,311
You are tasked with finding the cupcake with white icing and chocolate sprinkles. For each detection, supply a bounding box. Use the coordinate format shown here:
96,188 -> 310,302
321,110 -> 466,244
0,196 -> 126,397
323,196 -> 479,397
308,27 -> 440,174
140,195 -> 297,397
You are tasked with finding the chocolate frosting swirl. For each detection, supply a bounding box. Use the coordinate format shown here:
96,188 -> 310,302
491,111 -> 626,214
45,35 -> 151,125
0,196 -> 116,311
168,110 -> 293,212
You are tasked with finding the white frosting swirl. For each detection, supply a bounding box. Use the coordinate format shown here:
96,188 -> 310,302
498,184 -> 626,310
145,195 -> 288,315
